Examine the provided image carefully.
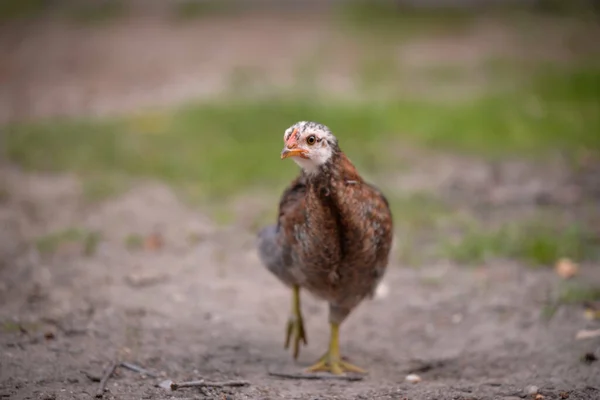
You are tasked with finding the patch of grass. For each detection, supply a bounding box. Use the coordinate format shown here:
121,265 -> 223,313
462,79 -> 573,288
5,66 -> 599,199
1,321 -> 22,333
542,281 -> 600,320
388,193 -> 466,267
335,0 -> 477,38
124,234 -> 143,250
0,0 -> 47,21
83,231 -> 102,256
419,65 -> 471,84
36,228 -> 101,256
559,283 -> 600,304
529,0 -> 600,17
65,0 -> 126,24
442,221 -> 599,267
1,321 -> 41,333
172,0 -> 234,20
388,192 -> 452,231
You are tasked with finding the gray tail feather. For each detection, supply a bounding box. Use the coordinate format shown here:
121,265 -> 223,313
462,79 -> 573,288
256,224 -> 297,287
256,224 -> 283,269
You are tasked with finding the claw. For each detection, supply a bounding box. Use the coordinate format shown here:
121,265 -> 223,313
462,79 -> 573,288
284,315 -> 307,359
305,354 -> 366,375
284,285 -> 307,359
305,321 -> 367,375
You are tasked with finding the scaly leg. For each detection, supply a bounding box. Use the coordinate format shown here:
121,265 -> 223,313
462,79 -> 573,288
284,285 -> 307,359
305,322 -> 366,375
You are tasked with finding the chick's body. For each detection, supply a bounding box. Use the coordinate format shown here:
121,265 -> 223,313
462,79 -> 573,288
258,121 -> 393,374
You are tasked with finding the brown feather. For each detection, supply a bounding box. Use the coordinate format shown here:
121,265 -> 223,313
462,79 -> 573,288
275,149 -> 393,320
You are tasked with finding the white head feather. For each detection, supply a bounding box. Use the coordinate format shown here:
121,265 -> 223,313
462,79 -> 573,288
282,121 -> 337,174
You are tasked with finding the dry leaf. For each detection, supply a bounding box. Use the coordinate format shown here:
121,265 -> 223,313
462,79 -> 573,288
144,233 -> 164,251
555,258 -> 578,279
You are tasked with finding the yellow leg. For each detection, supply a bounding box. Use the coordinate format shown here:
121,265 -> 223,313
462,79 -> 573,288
305,322 -> 367,375
284,285 -> 307,359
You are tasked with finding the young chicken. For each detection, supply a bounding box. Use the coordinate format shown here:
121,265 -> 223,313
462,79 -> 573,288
257,121 -> 393,375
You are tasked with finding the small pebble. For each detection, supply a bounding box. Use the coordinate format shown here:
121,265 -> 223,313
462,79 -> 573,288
451,313 -> 463,324
157,379 -> 173,390
525,385 -> 539,395
555,258 -> 578,279
405,374 -> 421,384
374,282 -> 390,300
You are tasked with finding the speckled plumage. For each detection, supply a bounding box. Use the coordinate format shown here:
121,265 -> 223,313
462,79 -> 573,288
258,121 -> 394,325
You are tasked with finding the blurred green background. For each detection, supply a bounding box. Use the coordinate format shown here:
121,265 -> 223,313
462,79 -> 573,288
2,0 -> 600,269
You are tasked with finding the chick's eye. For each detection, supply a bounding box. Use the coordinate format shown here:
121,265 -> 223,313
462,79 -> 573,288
306,135 -> 316,145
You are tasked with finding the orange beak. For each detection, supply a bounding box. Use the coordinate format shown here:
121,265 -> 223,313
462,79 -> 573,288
281,148 -> 308,159
281,128 -> 308,159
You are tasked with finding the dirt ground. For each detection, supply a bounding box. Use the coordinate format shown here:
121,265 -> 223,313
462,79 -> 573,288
1,8 -> 600,400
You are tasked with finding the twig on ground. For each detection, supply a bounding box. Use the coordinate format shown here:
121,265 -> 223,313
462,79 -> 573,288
170,379 -> 250,391
95,362 -> 118,398
119,361 -> 158,378
267,371 -> 364,381
576,328 -> 600,340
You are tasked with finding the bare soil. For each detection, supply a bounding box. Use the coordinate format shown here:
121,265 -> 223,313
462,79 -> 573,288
1,161 -> 599,400
1,8 -> 600,400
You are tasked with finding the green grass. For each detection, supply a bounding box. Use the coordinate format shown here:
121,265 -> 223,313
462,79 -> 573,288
542,281 -> 600,320
442,220 -> 600,267
335,0 -> 477,38
0,0 -> 127,23
36,228 -> 101,256
124,234 -> 144,250
336,0 -> 600,35
5,65 -> 599,201
1,321 -> 41,333
388,193 -> 453,231
172,0 -> 235,20
65,0 -> 126,24
389,192 -> 468,267
0,0 -> 47,21
528,0 -> 600,16
559,283 -> 600,304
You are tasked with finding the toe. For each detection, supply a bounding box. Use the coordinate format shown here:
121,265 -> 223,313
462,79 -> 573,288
330,362 -> 345,375
305,360 -> 328,373
284,320 -> 293,349
340,360 -> 367,374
